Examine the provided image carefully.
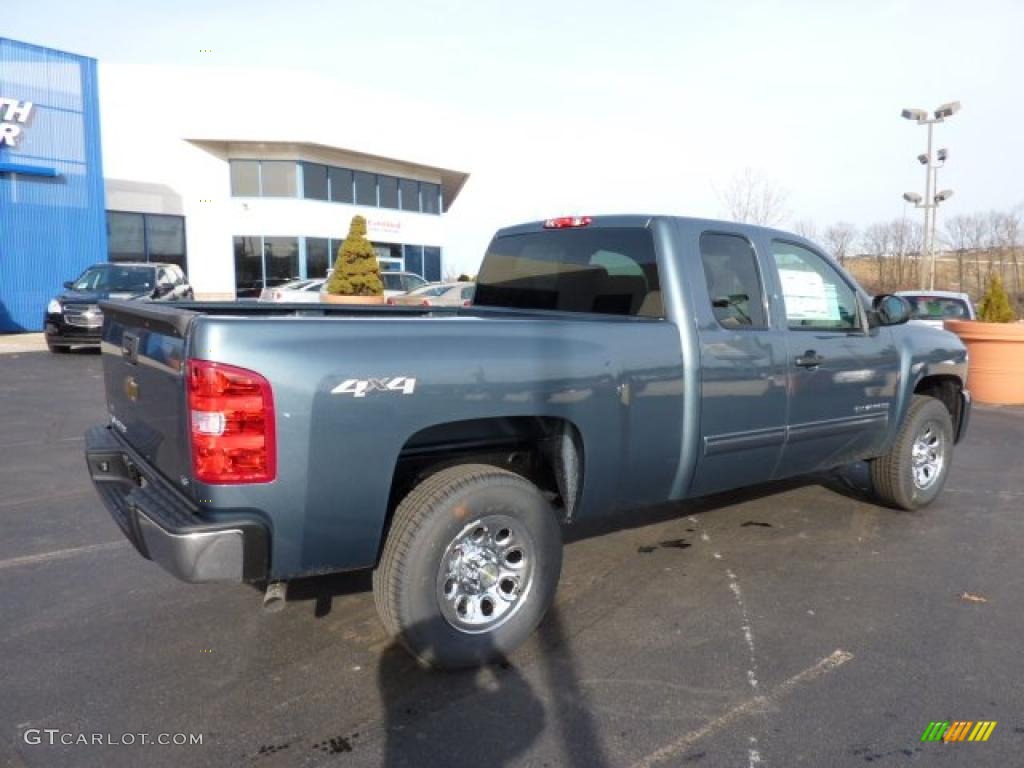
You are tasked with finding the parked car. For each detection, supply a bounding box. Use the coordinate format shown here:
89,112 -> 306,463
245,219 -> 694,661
388,282 -> 475,307
895,290 -> 976,329
44,262 -> 192,353
85,215 -> 970,669
259,278 -> 326,303
320,270 -> 429,299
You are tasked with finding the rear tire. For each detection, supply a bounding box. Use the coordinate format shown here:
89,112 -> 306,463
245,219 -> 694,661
869,395 -> 954,510
374,464 -> 562,669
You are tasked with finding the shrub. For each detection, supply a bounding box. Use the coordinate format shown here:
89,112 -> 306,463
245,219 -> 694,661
326,215 -> 383,297
977,274 -> 1016,323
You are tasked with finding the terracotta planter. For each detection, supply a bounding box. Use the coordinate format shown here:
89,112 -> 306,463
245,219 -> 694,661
944,319 -> 1024,405
320,293 -> 386,305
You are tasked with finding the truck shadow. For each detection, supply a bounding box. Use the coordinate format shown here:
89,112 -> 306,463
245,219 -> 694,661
565,463 -> 877,544
373,605 -> 610,768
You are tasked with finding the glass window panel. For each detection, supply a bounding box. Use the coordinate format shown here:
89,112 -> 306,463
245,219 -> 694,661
354,171 -> 377,206
699,233 -> 767,329
259,161 -> 297,197
423,246 -> 442,282
329,167 -> 353,203
107,212 -> 146,262
305,237 -> 330,278
233,236 -> 263,296
474,230 -> 660,316
302,162 -> 328,200
421,183 -> 441,214
378,175 -> 399,209
145,214 -> 186,271
400,179 -> 420,212
771,241 -> 861,330
264,237 -> 300,284
404,244 -> 423,277
229,160 -> 260,196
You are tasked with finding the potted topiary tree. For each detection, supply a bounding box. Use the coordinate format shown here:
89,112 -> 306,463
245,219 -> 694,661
322,215 -> 385,305
944,274 -> 1024,404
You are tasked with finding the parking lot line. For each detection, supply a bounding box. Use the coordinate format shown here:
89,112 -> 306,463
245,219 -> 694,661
629,650 -> 854,768
0,540 -> 128,571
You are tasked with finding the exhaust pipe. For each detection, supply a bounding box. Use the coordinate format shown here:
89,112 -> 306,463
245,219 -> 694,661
262,581 -> 288,613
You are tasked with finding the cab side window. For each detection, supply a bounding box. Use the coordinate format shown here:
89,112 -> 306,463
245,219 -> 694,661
698,233 -> 767,329
771,241 -> 861,331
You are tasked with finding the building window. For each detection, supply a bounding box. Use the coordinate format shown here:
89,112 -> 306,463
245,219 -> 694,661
400,179 -> 420,212
302,162 -> 328,200
354,171 -> 376,206
423,246 -> 442,282
306,237 -> 330,278
145,214 -> 187,271
107,211 -> 186,270
329,167 -> 353,203
264,237 -> 300,284
229,160 -> 260,196
404,244 -> 423,276
378,175 -> 399,209
107,212 -> 146,261
260,161 -> 298,197
421,183 -> 441,214
233,236 -> 263,297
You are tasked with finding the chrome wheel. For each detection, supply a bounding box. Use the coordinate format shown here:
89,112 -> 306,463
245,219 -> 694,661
436,514 -> 536,634
911,422 -> 945,490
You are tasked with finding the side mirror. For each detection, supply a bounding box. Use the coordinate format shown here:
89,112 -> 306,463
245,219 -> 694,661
871,294 -> 911,326
63,281 -> 74,289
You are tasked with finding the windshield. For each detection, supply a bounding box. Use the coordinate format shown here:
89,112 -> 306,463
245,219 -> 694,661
902,295 -> 970,320
72,265 -> 155,293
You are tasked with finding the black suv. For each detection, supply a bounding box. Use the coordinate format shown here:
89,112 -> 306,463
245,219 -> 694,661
44,262 -> 193,353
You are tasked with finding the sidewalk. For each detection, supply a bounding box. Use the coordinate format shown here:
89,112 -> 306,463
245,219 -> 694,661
0,333 -> 47,355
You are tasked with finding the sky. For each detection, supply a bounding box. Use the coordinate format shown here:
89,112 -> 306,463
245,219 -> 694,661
6,0 -> 1024,275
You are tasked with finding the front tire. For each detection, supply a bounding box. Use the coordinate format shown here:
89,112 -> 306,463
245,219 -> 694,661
374,464 -> 563,669
870,395 -> 954,510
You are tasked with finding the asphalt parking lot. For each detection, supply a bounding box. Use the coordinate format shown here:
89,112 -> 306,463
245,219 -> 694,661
2,346 -> 1022,767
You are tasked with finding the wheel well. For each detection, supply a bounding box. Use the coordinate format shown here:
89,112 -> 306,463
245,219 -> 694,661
914,375 -> 964,433
380,417 -> 584,559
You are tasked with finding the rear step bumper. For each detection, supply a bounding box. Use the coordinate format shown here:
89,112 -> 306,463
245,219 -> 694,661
84,425 -> 268,583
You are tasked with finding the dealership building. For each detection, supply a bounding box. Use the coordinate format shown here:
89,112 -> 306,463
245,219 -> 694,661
0,37 -> 469,331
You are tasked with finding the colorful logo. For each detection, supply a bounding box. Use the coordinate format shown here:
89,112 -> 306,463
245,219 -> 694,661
920,721 -> 996,742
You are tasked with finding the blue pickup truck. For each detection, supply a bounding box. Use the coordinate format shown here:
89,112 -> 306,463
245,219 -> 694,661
85,215 -> 970,668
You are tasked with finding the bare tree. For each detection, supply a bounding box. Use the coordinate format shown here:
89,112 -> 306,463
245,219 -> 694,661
718,168 -> 790,227
862,222 -> 892,292
823,222 -> 858,266
792,218 -> 818,241
943,214 -> 972,292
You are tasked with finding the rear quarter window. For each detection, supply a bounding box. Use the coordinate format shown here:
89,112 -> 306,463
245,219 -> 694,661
474,228 -> 663,317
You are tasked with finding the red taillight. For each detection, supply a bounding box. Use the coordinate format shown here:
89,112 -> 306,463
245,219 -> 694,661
420,299 -> 431,307
543,216 -> 592,229
386,297 -> 396,305
462,299 -> 472,307
187,359 -> 276,484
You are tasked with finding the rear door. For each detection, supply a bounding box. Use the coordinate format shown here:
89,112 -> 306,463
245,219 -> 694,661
767,239 -> 900,477
688,228 -> 789,497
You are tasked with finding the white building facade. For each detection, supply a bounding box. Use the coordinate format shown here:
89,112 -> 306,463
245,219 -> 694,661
98,65 -> 469,299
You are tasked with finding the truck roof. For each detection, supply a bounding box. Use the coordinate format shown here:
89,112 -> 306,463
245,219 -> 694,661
493,214 -> 811,242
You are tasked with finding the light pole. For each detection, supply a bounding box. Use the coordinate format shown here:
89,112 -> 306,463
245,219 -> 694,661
901,102 -> 960,290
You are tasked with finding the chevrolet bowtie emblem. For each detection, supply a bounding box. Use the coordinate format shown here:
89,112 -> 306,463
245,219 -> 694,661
124,376 -> 139,403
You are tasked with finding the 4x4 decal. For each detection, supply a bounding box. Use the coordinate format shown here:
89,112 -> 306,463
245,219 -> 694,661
331,377 -> 417,398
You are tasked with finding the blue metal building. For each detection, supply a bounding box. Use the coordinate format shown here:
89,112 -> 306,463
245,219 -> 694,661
0,38 -> 106,332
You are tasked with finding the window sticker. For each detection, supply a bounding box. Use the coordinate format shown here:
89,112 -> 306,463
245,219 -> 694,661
778,268 -> 839,321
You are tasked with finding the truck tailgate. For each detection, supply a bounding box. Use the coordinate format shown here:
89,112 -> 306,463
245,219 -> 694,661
99,300 -> 194,490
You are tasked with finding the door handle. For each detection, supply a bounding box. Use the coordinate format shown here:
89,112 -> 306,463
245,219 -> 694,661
795,351 -> 825,368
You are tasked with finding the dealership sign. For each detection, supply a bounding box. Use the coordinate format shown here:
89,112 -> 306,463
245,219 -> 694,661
0,98 -> 34,148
